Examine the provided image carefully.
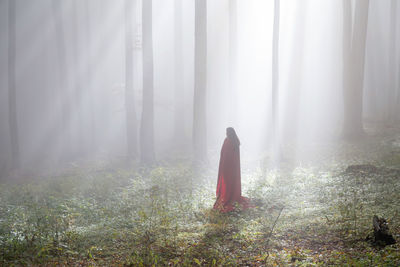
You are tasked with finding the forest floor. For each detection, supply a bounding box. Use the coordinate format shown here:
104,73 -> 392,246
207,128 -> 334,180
1,124 -> 400,266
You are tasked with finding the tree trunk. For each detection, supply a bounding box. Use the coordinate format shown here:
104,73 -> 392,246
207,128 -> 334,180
193,0 -> 207,162
342,0 -> 352,129
125,0 -> 138,159
140,0 -> 155,164
271,0 -> 280,152
390,0 -> 398,121
8,0 -> 20,170
342,0 -> 369,138
228,0 -> 237,125
397,1 -> 400,124
83,0 -> 95,156
72,0 -> 83,157
282,1 -> 306,141
351,0 -> 369,133
52,0 -> 71,159
174,0 -> 185,146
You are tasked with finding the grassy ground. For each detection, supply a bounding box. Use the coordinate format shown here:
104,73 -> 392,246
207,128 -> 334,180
1,127 -> 400,266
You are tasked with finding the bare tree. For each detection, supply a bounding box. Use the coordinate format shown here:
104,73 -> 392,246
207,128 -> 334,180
8,0 -> 20,169
342,0 -> 370,138
125,0 -> 138,159
193,0 -> 207,161
140,0 -> 155,163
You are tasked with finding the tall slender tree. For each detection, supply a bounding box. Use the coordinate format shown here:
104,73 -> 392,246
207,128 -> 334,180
83,0 -> 95,155
271,0 -> 280,151
342,0 -> 352,125
72,0 -> 83,157
282,1 -> 306,141
140,0 -> 155,163
342,0 -> 370,138
174,0 -> 185,146
228,0 -> 237,124
52,0 -> 71,159
395,1 -> 400,121
389,0 -> 397,121
193,0 -> 207,161
125,0 -> 138,159
8,0 -> 20,169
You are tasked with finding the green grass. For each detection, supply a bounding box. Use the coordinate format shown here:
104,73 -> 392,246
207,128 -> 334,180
1,133 -> 400,266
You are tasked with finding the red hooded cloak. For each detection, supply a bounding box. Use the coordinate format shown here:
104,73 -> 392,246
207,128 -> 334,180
213,137 -> 250,212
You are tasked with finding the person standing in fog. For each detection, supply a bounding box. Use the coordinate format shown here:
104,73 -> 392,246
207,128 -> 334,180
213,127 -> 251,212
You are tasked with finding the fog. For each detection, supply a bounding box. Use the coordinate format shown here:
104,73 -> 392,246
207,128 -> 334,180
0,0 -> 399,174
2,1 -> 400,265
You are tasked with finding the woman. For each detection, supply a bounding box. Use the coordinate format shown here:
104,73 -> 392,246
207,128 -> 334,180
213,127 -> 251,212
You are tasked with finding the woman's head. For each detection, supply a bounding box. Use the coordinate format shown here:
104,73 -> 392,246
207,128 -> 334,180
226,127 -> 240,146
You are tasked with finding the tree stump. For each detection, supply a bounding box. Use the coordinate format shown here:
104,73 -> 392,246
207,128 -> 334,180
372,215 -> 396,246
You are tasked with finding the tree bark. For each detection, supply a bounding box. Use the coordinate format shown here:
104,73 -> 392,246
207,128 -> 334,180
8,0 -> 20,170
193,0 -> 207,162
140,0 -> 155,164
125,0 -> 138,159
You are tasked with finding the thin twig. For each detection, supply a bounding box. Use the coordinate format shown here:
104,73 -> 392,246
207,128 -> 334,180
264,206 -> 284,263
